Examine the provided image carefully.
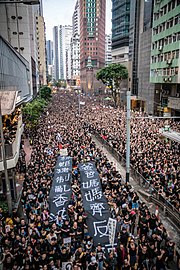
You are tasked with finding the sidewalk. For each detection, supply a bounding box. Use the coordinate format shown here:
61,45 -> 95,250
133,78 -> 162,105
92,135 -> 180,248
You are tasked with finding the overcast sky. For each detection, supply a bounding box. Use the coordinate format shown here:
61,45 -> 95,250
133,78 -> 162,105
43,0 -> 112,40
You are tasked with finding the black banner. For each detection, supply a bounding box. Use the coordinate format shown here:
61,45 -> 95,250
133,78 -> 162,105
79,162 -> 111,246
49,156 -> 72,222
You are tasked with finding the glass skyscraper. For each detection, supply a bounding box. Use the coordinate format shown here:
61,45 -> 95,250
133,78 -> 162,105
112,0 -> 130,50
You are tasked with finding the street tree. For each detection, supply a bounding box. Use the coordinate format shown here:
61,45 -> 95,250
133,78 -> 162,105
96,63 -> 128,107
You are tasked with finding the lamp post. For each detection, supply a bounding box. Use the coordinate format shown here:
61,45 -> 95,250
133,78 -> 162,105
126,90 -> 131,184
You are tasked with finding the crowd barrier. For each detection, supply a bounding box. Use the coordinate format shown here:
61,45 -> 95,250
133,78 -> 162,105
92,130 -> 180,231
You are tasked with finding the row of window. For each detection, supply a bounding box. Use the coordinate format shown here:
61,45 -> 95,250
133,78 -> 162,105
151,49 -> 179,63
151,67 -> 179,77
152,33 -> 180,49
154,0 -> 180,21
153,15 -> 180,35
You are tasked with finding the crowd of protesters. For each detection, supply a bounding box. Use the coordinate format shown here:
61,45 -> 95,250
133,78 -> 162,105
0,92 -> 179,270
82,102 -> 180,212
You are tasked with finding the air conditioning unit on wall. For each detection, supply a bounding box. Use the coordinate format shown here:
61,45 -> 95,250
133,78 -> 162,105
167,59 -> 172,65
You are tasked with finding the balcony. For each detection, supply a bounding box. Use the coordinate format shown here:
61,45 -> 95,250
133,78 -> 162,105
168,96 -> 180,110
0,114 -> 23,171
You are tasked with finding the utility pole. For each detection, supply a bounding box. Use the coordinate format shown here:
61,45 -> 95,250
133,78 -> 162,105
0,98 -> 12,214
126,90 -> 131,184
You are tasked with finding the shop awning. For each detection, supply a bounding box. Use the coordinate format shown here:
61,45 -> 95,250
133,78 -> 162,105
0,90 -> 18,115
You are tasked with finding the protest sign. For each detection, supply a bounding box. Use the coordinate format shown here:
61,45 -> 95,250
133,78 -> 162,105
79,162 -> 111,246
49,156 -> 72,223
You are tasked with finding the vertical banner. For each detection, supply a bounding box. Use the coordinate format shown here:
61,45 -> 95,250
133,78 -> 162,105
49,156 -> 72,222
79,162 -> 111,246
108,218 -> 117,247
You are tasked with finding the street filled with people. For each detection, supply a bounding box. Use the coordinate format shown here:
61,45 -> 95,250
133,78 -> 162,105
0,92 -> 179,270
81,101 -> 180,212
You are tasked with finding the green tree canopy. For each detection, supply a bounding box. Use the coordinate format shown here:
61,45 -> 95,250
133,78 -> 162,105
39,86 -> 52,100
96,63 -> 128,106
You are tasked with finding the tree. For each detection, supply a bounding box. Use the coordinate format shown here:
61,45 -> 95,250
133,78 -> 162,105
22,98 -> 47,127
96,63 -> 128,107
39,86 -> 52,100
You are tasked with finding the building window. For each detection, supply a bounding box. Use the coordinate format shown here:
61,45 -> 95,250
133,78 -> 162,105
176,49 -> 179,58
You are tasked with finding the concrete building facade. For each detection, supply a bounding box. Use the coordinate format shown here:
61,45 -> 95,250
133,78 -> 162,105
71,0 -> 80,83
80,0 -> 106,94
0,1 -> 46,97
150,0 -> 180,115
59,25 -> 72,80
53,26 -> 59,80
36,15 -> 47,86
105,34 -> 112,66
46,40 -> 53,66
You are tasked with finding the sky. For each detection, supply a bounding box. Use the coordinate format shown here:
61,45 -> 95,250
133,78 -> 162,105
43,0 -> 112,41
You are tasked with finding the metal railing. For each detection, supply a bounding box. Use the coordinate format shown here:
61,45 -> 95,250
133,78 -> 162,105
93,130 -> 180,229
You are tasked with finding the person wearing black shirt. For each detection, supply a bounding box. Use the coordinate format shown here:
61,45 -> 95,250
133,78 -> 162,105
88,256 -> 98,270
104,252 -> 117,270
138,245 -> 149,268
61,220 -> 70,238
119,227 -> 129,247
96,243 -> 104,270
156,247 -> 167,270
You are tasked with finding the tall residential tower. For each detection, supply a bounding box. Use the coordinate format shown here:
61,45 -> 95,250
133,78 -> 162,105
150,0 -> 180,116
80,0 -> 106,94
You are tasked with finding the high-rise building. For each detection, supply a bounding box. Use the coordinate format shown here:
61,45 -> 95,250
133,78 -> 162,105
105,34 -> 112,66
36,15 -> 47,86
111,0 -> 130,66
0,3 -> 36,98
46,40 -> 53,66
80,0 -> 106,94
59,25 -> 72,80
71,0 -> 80,83
150,0 -> 180,116
72,0 -> 80,37
137,0 -> 155,114
111,0 -> 130,97
0,1 -> 47,98
53,26 -> 59,80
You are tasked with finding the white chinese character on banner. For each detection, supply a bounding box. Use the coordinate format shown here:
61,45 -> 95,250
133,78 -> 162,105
84,170 -> 95,178
85,188 -> 102,202
82,179 -> 99,189
81,163 -> 94,171
55,185 -> 70,193
90,203 -> 105,216
53,194 -> 68,207
58,161 -> 65,167
49,208 -> 67,224
55,174 -> 70,183
93,220 -> 109,238
56,168 -> 69,173
57,207 -> 67,220
55,185 -> 63,193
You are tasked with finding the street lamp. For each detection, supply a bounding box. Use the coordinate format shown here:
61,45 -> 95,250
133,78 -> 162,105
126,90 -> 131,184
